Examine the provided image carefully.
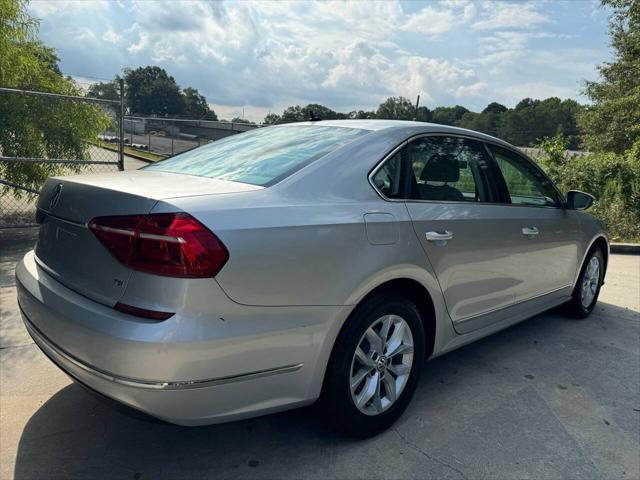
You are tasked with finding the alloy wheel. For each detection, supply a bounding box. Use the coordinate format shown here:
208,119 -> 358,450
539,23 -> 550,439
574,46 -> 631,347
581,256 -> 600,308
349,314 -> 414,415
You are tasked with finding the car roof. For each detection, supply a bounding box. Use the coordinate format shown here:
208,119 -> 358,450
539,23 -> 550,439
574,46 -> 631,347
284,119 -> 513,149
289,119 -> 424,131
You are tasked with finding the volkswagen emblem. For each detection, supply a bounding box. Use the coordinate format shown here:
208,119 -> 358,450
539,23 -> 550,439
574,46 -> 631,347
49,183 -> 63,209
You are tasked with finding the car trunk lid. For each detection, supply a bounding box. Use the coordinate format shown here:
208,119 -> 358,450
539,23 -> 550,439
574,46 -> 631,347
34,171 -> 260,305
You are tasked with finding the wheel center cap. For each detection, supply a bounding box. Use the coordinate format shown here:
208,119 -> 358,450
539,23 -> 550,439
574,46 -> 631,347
376,355 -> 388,372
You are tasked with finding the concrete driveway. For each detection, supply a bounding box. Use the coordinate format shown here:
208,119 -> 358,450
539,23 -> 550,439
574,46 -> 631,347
1,227 -> 638,480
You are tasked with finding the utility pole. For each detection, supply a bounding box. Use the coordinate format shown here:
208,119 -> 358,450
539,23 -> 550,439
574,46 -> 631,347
414,94 -> 420,121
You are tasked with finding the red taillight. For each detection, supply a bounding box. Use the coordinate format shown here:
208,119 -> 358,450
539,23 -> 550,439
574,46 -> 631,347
88,213 -> 229,278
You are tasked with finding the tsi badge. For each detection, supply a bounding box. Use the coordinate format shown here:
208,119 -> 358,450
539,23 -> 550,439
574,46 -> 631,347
49,183 -> 63,209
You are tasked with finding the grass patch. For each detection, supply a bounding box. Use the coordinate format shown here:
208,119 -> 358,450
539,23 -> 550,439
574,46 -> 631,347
94,140 -> 165,162
123,146 -> 165,162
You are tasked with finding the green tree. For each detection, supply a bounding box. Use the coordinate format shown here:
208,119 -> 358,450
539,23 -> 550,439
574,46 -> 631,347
376,96 -> 415,120
515,98 -> 536,110
431,105 -> 469,125
280,105 -> 305,122
123,66 -> 183,116
497,98 -> 582,148
348,110 -> 376,119
87,79 -> 120,101
230,117 -> 254,124
457,111 -> 500,136
578,0 -> 640,153
276,104 -> 342,122
263,113 -> 281,124
482,102 -> 508,114
182,87 -> 217,120
304,103 -> 342,120
0,0 -> 110,193
534,134 -> 640,241
416,106 -> 432,122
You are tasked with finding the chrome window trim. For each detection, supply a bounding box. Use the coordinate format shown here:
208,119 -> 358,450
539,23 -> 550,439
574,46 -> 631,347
367,132 -> 565,210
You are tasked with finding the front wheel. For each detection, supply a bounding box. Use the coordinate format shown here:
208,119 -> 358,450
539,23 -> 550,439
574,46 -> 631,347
565,248 -> 604,318
322,294 -> 425,438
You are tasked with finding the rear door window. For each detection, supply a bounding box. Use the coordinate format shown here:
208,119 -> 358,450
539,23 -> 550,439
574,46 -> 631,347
144,125 -> 368,186
406,136 -> 493,202
487,145 -> 561,207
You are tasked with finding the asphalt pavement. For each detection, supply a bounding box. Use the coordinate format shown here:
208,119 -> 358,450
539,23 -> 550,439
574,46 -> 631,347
1,228 -> 638,480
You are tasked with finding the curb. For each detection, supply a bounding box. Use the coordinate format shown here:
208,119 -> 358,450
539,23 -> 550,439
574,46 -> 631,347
610,243 -> 640,255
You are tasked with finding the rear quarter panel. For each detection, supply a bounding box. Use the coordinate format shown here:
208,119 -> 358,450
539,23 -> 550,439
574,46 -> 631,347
574,210 -> 610,282
156,192 -> 437,307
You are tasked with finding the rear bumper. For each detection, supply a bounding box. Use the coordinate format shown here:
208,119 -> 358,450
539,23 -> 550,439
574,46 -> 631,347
17,250 -> 345,425
22,310 -> 303,390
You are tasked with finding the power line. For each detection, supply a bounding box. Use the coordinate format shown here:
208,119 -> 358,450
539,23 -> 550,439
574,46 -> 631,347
63,72 -> 114,83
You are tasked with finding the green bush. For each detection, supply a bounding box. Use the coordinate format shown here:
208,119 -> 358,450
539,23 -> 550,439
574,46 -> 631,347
532,135 -> 640,242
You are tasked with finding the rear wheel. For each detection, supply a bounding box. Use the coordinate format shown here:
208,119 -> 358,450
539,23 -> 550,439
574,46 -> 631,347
323,294 -> 425,438
565,248 -> 604,318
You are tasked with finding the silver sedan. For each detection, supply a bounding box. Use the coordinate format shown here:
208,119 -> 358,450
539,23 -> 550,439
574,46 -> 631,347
16,120 -> 608,437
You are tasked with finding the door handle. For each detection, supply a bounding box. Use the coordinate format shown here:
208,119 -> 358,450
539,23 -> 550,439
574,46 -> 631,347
425,230 -> 454,242
522,227 -> 539,236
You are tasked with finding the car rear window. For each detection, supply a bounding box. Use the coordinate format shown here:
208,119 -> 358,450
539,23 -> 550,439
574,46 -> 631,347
143,125 -> 368,186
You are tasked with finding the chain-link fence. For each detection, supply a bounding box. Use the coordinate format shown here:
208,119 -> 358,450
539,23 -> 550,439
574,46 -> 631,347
0,86 -> 124,227
121,116 -> 259,160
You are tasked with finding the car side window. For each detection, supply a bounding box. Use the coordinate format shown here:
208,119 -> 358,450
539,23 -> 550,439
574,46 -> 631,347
372,147 -> 406,199
407,136 -> 491,202
488,145 -> 561,207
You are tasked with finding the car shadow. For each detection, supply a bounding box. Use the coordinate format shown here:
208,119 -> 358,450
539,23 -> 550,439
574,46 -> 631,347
13,302 -> 639,479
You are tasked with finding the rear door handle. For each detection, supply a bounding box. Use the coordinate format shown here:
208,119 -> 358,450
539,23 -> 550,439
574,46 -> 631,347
522,227 -> 539,236
425,230 -> 454,242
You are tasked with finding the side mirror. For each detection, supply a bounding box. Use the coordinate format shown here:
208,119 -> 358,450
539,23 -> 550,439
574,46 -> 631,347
567,190 -> 595,210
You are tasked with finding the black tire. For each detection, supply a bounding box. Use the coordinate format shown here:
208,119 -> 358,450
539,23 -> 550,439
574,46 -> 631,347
322,293 -> 425,438
565,248 -> 604,318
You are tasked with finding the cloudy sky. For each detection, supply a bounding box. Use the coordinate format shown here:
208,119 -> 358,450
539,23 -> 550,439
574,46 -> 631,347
30,0 -> 611,122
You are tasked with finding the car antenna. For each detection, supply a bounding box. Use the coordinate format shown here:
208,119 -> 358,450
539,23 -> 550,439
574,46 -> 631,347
308,110 -> 321,122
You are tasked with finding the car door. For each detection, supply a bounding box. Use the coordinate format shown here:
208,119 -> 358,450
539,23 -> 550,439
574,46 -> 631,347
483,143 -> 581,304
397,135 -> 521,333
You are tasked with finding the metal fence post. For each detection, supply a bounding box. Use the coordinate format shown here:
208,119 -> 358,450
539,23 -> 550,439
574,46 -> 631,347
118,79 -> 125,171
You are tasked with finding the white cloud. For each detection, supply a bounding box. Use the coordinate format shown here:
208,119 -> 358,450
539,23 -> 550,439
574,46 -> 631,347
529,48 -> 602,77
401,5 -> 460,36
29,0 -> 109,17
28,0 -> 608,120
102,28 -> 122,44
455,81 -> 488,97
472,1 -> 550,30
498,82 -> 577,105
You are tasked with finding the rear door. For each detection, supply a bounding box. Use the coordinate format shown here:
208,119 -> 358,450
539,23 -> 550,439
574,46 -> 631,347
483,144 -> 580,303
398,135 -> 520,333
